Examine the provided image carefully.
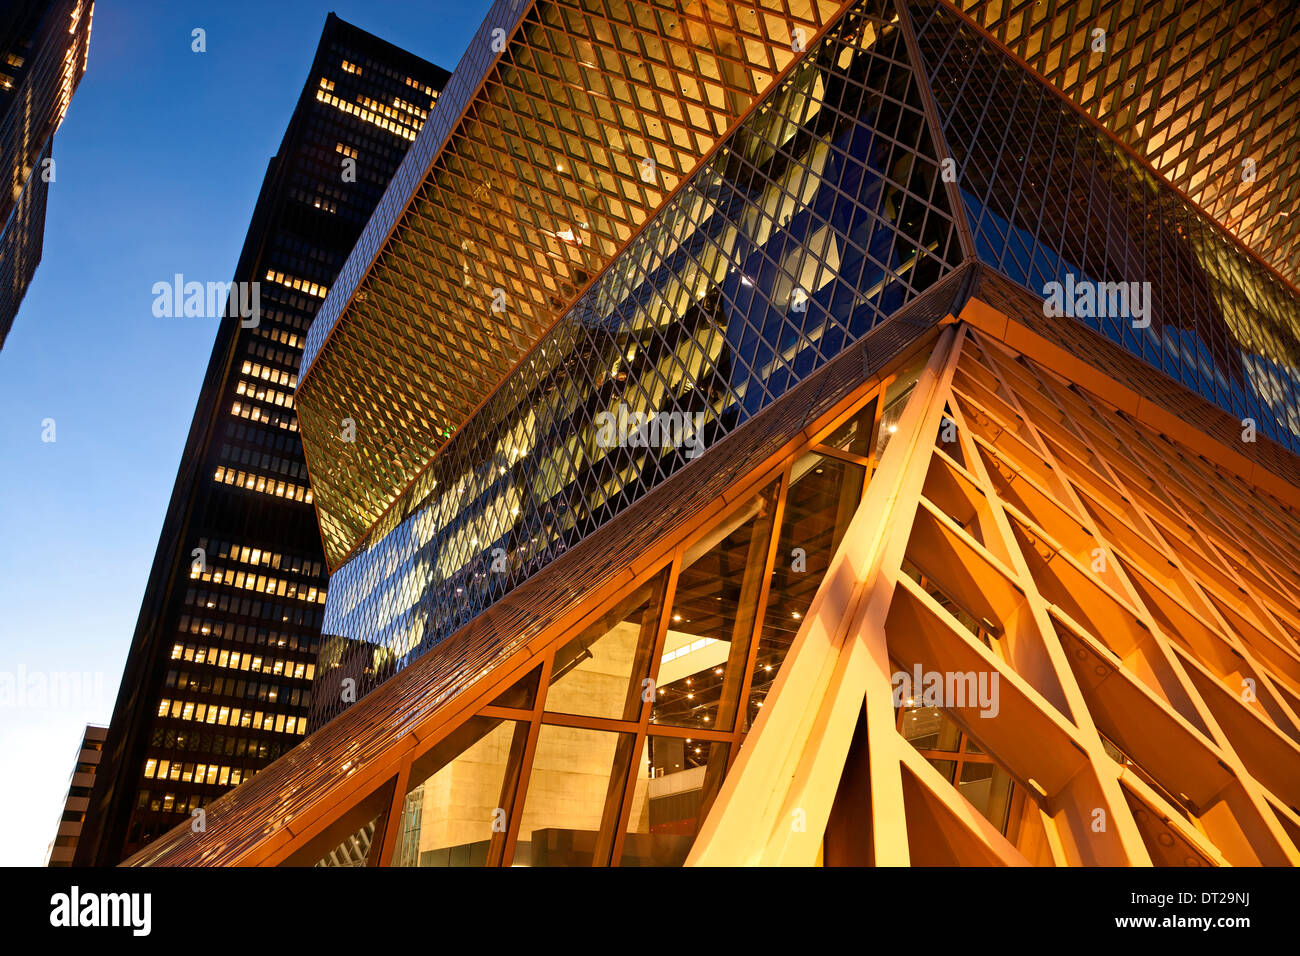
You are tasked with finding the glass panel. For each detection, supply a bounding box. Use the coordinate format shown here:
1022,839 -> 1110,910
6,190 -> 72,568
312,817 -> 379,867
490,665 -> 541,710
620,736 -> 730,867
874,380 -> 917,460
900,559 -> 997,649
930,759 -> 957,784
899,706 -> 962,753
544,573 -> 666,720
746,453 -> 866,727
390,717 -> 526,867
512,724 -> 624,866
915,0 -> 1300,457
873,354 -> 928,460
958,761 -> 1015,834
895,694 -> 1019,837
651,483 -> 779,731
281,777 -> 395,867
824,397 -> 878,457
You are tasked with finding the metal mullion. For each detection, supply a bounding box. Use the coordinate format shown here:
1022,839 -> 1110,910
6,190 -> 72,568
809,443 -> 872,470
609,553 -> 682,866
639,723 -> 732,743
866,376 -> 888,474
477,704 -> 534,721
538,711 -> 638,733
497,654 -> 553,867
731,462 -> 791,754
371,762 -> 412,867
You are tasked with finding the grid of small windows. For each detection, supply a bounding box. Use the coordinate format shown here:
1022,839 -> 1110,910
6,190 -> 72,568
100,22 -> 449,864
176,610 -> 320,653
169,641 -> 315,681
233,378 -> 295,408
314,51 -> 437,142
182,583 -> 324,627
227,400 -> 298,431
212,464 -> 314,504
307,0 -> 962,721
0,0 -> 92,347
910,0 -> 1300,453
200,537 -> 325,579
153,697 -> 309,737
264,269 -> 328,299
189,557 -> 324,602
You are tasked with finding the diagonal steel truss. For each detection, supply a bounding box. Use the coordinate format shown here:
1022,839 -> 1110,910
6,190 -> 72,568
695,315 -> 1300,865
127,293 -> 1300,866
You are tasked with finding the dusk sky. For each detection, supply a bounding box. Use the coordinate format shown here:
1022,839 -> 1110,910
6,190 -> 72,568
0,0 -> 489,867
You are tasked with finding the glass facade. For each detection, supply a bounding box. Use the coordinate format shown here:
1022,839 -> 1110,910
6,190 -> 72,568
287,378 -> 892,867
131,311 -> 1300,866
309,0 -> 963,725
296,0 -> 854,564
954,0 -> 1300,290
124,0 -> 1300,867
305,0 -> 1300,730
913,0 -> 1300,451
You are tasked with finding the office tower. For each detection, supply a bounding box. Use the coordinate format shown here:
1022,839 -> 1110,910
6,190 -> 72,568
74,15 -> 448,866
131,0 -> 1300,867
0,0 -> 92,350
44,724 -> 107,866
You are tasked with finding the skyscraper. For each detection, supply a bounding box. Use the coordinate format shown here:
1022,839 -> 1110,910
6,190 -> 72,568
44,724 -> 106,866
74,14 -> 448,866
0,0 -> 92,350
129,0 -> 1300,867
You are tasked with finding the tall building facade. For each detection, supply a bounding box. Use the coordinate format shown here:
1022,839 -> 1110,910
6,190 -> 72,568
74,15 -> 448,866
0,0 -> 92,349
130,0 -> 1300,867
44,724 -> 106,866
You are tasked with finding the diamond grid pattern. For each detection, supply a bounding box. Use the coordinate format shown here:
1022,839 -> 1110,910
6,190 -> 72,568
300,0 -> 1300,723
296,0 -> 853,552
912,0 -> 1300,455
956,0 -> 1300,288
304,0 -> 962,725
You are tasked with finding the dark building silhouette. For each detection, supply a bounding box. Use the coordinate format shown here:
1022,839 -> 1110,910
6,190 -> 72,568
75,13 -> 448,866
0,0 -> 92,349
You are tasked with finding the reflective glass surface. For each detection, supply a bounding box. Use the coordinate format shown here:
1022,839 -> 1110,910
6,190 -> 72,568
310,2 -> 961,721
913,0 -> 1300,452
311,0 -> 1300,727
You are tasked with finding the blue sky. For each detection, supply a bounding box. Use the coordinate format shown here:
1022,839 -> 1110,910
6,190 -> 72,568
0,0 -> 488,867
